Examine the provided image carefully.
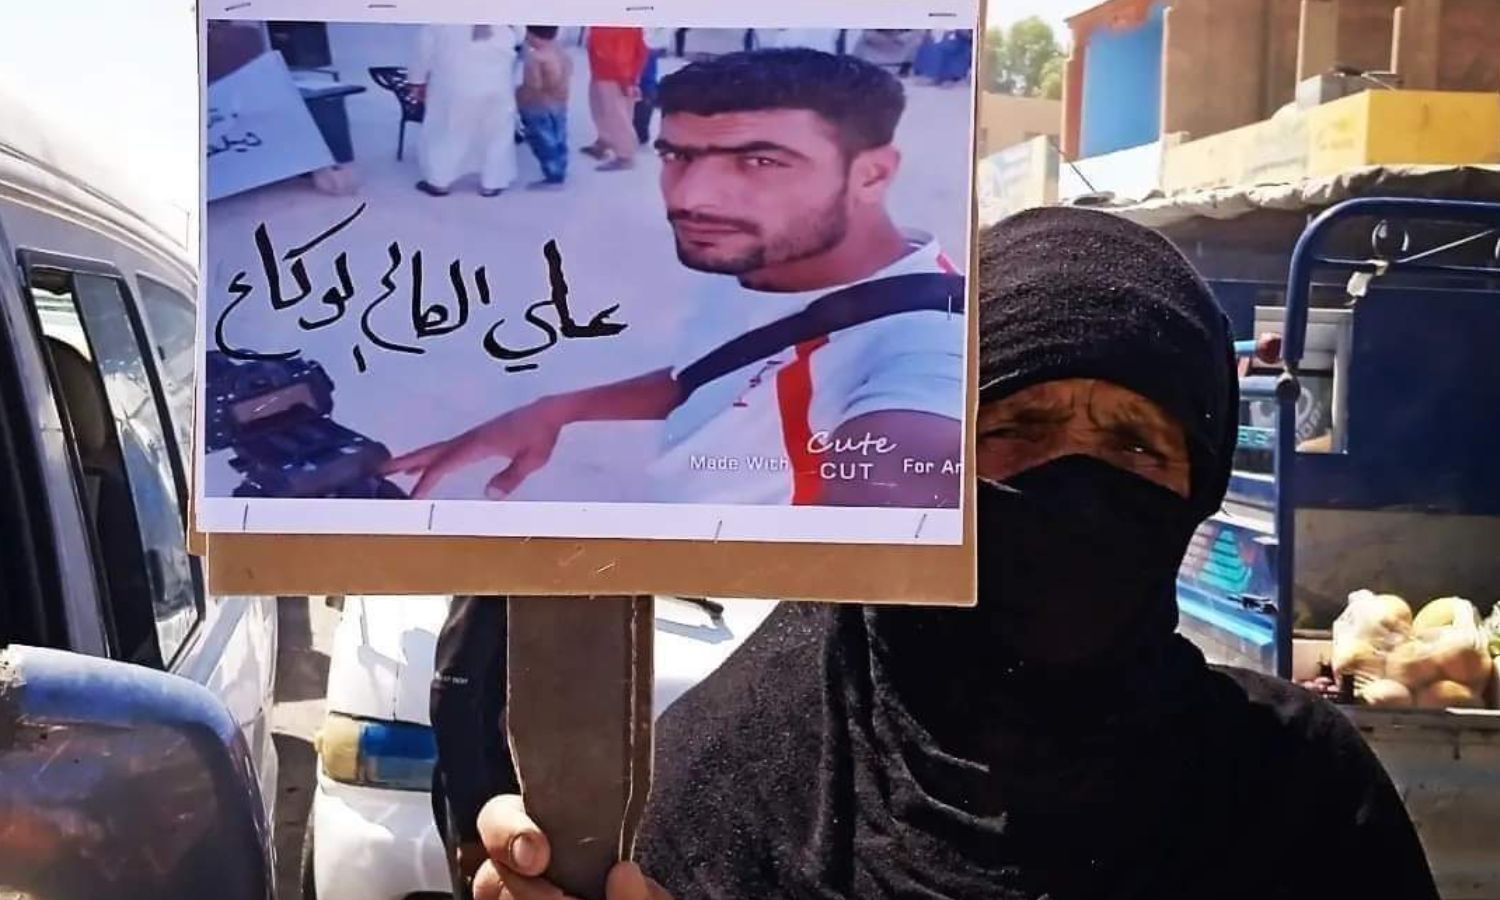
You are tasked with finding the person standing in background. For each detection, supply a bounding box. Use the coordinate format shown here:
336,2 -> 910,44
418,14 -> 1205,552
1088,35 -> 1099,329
913,30 -> 943,81
583,26 -> 649,171
632,29 -> 673,147
936,30 -> 973,86
516,26 -> 573,189
409,24 -> 523,197
914,30 -> 972,86
430,597 -> 518,900
853,29 -> 923,77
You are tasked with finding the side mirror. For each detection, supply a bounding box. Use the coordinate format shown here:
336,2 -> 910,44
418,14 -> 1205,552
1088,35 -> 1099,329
0,645 -> 274,899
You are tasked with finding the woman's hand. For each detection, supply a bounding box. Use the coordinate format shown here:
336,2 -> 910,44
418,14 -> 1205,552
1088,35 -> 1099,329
472,795 -> 672,900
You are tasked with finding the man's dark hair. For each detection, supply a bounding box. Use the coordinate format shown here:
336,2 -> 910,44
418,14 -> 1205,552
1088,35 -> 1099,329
659,48 -> 906,154
526,26 -> 559,40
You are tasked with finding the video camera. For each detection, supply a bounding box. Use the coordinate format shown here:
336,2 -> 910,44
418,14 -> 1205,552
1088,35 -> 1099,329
205,352 -> 406,499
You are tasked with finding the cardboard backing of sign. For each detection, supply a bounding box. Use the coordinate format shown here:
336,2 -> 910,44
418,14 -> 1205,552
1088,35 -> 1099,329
206,514 -> 975,603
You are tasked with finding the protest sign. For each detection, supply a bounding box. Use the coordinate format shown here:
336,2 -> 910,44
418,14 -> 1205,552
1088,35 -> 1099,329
206,50 -> 337,201
197,0 -> 981,602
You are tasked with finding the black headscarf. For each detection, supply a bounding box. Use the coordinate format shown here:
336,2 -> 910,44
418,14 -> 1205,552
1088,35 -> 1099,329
977,206 -> 1237,515
636,209 -> 1436,900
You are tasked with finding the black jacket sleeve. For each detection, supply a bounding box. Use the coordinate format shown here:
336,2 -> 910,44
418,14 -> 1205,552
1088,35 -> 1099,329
430,596 -> 519,844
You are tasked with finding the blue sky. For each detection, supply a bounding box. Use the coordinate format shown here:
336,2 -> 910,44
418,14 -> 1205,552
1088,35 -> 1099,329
0,0 -> 1090,231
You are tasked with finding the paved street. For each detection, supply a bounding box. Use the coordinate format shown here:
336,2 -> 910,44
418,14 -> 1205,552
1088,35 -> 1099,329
272,597 -> 341,900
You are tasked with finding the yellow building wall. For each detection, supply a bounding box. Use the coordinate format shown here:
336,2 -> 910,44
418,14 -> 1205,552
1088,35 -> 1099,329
1360,91 -> 1500,168
1162,89 -> 1500,192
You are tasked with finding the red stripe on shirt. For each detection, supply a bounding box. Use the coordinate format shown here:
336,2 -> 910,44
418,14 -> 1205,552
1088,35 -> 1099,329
777,337 -> 829,506
936,252 -> 958,274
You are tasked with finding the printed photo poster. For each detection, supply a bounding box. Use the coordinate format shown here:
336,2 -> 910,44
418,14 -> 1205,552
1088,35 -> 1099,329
197,0 -> 980,566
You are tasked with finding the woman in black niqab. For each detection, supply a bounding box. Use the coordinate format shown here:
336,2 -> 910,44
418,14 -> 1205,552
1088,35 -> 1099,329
474,208 -> 1438,900
630,208 -> 1438,900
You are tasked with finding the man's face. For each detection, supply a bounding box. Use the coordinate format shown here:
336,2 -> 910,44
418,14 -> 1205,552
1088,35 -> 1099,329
656,109 -> 891,279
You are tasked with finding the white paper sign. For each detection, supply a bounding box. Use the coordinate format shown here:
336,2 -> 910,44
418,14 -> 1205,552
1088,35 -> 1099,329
197,3 -> 977,547
207,51 -> 336,201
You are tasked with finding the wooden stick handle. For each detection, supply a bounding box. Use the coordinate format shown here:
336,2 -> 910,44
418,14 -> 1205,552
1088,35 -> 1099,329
506,596 -> 654,900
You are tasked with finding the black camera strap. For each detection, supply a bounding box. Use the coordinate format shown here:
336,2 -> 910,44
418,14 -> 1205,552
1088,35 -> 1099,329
675,272 -> 966,400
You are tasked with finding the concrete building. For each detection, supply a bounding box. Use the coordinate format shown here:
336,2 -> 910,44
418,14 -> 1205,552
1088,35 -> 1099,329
1063,0 -> 1500,159
976,92 -> 1062,158
973,93 -> 1063,225
1046,0 -> 1500,201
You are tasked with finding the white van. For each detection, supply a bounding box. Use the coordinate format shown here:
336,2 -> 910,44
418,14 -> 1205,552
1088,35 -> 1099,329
306,595 -> 776,900
0,87 -> 280,895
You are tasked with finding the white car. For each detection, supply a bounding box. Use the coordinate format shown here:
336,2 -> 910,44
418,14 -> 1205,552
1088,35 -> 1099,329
305,595 -> 776,900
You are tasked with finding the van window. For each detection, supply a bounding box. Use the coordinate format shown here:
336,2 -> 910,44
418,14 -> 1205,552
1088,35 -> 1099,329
136,275 -> 195,456
25,266 -> 201,666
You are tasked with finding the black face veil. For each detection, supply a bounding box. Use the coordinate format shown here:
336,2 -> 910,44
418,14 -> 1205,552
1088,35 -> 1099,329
871,205 -> 1239,692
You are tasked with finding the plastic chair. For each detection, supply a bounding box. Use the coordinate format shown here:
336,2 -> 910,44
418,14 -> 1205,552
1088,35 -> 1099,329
367,66 -> 426,161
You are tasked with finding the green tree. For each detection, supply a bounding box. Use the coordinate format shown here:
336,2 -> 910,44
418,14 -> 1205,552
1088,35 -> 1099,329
1038,55 -> 1065,100
984,16 -> 1064,98
982,27 -> 1015,94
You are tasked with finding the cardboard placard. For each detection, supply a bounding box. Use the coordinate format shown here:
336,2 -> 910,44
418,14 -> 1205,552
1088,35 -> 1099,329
197,1 -> 982,603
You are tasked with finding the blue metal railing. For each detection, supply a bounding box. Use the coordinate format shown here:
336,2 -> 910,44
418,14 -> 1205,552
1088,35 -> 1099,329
1258,197 -> 1500,678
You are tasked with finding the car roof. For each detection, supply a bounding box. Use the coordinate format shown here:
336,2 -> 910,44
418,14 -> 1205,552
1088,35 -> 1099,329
0,83 -> 194,284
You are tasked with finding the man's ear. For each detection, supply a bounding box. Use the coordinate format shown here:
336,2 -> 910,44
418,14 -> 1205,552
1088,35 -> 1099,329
850,145 -> 901,203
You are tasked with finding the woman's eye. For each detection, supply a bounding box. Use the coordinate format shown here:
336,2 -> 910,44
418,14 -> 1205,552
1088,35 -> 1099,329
984,426 -> 1056,448
1114,436 -> 1165,462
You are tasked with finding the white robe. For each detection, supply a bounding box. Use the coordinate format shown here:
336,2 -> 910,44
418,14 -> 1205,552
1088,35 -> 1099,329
410,25 -> 522,191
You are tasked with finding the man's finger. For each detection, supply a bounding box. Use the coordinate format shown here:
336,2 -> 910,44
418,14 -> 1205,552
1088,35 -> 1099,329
478,794 -> 552,878
383,440 -> 448,475
485,449 -> 547,499
412,428 -> 518,498
410,448 -> 461,499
